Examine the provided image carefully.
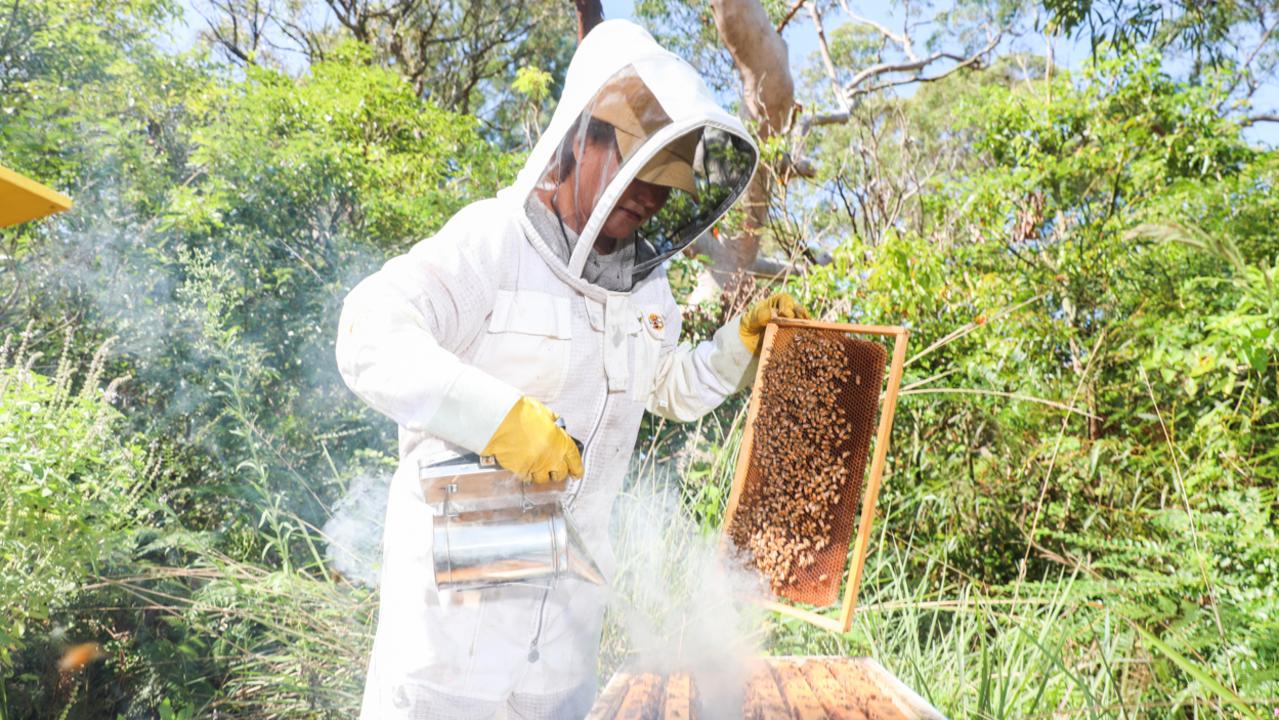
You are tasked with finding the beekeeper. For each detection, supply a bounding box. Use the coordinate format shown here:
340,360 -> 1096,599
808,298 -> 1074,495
336,19 -> 809,719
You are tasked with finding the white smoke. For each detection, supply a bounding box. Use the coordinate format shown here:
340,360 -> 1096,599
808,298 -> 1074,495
605,463 -> 770,716
320,461 -> 772,713
321,473 -> 391,588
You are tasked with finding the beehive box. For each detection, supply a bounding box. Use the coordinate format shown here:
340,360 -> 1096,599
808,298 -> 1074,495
586,657 -> 944,719
723,319 -> 907,632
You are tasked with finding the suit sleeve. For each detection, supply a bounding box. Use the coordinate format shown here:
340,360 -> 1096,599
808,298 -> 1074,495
334,203 -> 522,452
646,295 -> 757,423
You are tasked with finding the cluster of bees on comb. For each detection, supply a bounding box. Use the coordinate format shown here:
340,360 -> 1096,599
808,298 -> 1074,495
731,330 -> 855,593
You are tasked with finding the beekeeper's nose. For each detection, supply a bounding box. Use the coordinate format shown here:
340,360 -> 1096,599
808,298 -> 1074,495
632,180 -> 671,218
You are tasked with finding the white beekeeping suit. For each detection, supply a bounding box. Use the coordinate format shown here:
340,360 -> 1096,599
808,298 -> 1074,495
336,19 -> 759,719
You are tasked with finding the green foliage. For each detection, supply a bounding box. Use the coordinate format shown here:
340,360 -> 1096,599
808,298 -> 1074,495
4,25 -> 519,539
185,42 -> 517,244
512,65 -> 554,103
760,44 -> 1278,712
0,332 -> 144,697
99,549 -> 375,717
1043,0 -> 1255,70
1040,489 -> 1279,699
0,0 -> 186,258
2,0 -> 1278,715
1,3 -> 515,714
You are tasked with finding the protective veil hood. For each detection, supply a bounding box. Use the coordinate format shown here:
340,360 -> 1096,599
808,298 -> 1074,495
499,20 -> 759,293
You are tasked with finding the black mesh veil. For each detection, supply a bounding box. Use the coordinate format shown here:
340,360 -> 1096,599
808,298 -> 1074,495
631,127 -> 756,280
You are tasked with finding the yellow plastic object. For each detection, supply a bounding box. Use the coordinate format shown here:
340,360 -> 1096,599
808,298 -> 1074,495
481,397 -> 584,484
739,292 -> 811,355
0,164 -> 73,228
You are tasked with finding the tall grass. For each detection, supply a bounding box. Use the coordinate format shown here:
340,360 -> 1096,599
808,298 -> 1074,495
770,516 -> 1141,719
95,553 -> 375,718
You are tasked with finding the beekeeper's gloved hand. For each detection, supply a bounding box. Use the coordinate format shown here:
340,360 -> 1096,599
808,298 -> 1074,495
739,292 -> 811,355
482,397 -> 584,484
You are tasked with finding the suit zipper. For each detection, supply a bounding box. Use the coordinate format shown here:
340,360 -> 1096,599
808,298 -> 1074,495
532,300 -> 614,662
567,317 -> 613,509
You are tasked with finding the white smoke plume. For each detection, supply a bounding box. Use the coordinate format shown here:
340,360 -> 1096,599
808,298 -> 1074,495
319,460 -> 772,714
321,473 -> 391,588
605,463 -> 770,716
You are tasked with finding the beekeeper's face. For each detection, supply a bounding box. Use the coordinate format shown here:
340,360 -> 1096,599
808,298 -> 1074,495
533,66 -> 757,291
571,127 -> 673,247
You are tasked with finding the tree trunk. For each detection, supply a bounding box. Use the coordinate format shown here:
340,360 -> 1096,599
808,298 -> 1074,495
706,0 -> 794,300
575,0 -> 604,42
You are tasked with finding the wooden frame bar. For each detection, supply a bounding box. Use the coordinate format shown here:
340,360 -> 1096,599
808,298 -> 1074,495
723,318 -> 909,634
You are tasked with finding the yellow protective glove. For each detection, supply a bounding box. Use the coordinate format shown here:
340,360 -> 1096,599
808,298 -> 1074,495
482,397 -> 584,484
739,292 -> 811,355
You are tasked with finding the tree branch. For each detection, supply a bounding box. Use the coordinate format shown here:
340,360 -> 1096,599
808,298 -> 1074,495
196,1 -> 253,64
844,32 -> 1000,102
846,51 -> 961,92
1241,13 -> 1276,73
807,1 -> 847,112
775,0 -> 806,33
803,111 -> 849,128
836,0 -> 915,59
1244,113 -> 1279,124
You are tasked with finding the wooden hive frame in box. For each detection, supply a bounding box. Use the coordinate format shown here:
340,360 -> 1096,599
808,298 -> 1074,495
722,318 -> 908,633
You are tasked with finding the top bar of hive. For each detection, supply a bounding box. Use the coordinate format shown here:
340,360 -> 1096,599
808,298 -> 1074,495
586,657 -> 944,720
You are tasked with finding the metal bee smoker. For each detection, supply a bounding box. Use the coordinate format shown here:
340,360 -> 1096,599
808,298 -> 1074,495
419,433 -> 603,591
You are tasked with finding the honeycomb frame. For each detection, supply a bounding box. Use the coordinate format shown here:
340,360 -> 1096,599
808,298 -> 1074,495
723,318 -> 908,633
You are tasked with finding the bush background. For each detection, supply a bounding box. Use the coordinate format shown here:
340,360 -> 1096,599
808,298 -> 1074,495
1,0 -> 1276,716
